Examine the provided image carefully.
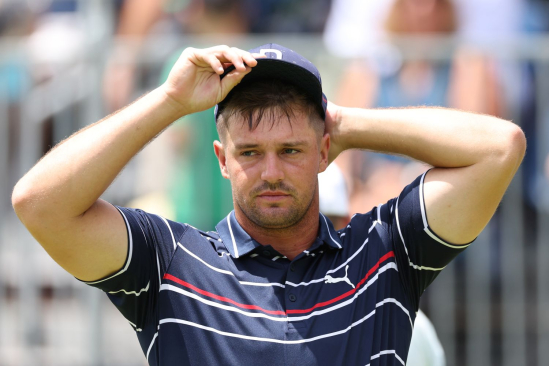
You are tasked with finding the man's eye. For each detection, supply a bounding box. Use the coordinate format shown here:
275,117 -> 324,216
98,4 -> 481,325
283,149 -> 299,154
241,151 -> 257,157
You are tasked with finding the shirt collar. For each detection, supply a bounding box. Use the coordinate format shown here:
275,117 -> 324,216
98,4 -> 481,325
215,211 -> 343,258
318,212 -> 344,249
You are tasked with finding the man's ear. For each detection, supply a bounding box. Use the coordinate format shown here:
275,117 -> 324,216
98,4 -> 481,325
318,133 -> 330,173
213,140 -> 230,179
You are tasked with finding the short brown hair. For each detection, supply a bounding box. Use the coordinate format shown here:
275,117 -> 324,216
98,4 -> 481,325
216,79 -> 324,141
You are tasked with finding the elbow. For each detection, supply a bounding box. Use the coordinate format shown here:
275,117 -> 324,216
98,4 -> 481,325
11,179 -> 41,225
12,180 -> 32,219
496,122 -> 526,171
507,123 -> 527,167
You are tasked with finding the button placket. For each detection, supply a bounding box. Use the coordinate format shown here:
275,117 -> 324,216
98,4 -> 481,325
285,261 -> 297,310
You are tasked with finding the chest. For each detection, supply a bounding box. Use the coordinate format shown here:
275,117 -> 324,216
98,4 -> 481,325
149,233 -> 413,365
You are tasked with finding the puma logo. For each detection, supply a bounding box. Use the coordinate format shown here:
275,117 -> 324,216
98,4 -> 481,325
324,265 -> 355,289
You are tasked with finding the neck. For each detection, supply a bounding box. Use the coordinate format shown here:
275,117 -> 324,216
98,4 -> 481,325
234,204 -> 320,261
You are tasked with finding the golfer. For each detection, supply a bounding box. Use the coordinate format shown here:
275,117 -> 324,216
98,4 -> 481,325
12,44 -> 525,365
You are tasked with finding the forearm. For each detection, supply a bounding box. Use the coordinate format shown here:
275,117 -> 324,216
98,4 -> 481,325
117,0 -> 162,37
13,87 -> 184,219
328,105 -> 525,244
334,106 -> 523,169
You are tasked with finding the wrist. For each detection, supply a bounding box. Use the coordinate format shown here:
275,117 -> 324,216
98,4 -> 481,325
157,84 -> 190,119
337,107 -> 376,151
330,106 -> 353,152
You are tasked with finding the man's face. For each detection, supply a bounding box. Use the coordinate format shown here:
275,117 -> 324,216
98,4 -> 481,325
214,110 -> 329,229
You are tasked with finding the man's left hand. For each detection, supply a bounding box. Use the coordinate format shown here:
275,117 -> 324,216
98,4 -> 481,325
325,101 -> 346,164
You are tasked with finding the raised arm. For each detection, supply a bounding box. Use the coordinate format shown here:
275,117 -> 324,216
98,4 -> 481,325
326,103 -> 526,244
12,46 -> 258,281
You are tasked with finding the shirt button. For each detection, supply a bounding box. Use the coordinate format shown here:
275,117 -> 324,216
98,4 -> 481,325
290,264 -> 296,272
289,294 -> 297,302
262,250 -> 271,257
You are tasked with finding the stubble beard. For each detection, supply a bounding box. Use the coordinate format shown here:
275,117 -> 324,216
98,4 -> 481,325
234,182 -> 317,230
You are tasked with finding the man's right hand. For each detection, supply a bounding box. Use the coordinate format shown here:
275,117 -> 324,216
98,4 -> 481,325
161,45 -> 259,116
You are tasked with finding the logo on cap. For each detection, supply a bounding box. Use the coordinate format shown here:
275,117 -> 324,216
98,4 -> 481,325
259,49 -> 283,60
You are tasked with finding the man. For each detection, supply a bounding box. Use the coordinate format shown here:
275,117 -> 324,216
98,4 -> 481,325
12,44 -> 525,365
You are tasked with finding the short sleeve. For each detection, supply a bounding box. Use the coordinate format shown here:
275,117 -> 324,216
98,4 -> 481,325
388,171 -> 472,310
79,207 -> 188,331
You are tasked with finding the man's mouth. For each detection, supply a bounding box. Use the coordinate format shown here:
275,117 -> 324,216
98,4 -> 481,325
257,191 -> 291,201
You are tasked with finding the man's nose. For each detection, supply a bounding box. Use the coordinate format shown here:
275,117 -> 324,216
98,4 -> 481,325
260,153 -> 284,184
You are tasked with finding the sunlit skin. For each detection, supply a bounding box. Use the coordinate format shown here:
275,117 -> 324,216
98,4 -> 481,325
214,110 -> 330,260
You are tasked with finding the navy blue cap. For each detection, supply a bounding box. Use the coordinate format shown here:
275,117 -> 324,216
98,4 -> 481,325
214,43 -> 327,120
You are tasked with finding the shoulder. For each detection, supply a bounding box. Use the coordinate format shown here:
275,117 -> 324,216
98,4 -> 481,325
343,200 -> 395,237
116,206 -> 190,249
335,204 -> 391,256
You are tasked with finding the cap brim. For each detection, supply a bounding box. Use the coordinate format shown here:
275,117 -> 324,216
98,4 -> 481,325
218,59 -> 325,119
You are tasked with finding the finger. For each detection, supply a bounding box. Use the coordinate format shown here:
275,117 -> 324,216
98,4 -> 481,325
222,53 -> 255,70
227,47 -> 258,67
197,46 -> 259,73
203,53 -> 225,74
220,66 -> 252,97
185,47 -> 225,74
239,50 -> 259,68
223,65 -> 252,84
219,47 -> 247,72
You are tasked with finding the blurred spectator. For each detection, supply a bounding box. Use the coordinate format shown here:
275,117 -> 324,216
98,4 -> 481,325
456,0 -> 523,45
103,0 -> 164,112
324,0 -> 524,57
318,163 -> 350,230
521,0 -> 549,213
26,10 -> 84,78
0,1 -> 34,103
324,0 -> 501,213
244,0 -> 331,33
103,0 -> 250,112
103,0 -> 332,112
408,310 -> 446,366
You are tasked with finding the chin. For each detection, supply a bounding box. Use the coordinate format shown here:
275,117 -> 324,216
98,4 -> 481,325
249,207 -> 304,229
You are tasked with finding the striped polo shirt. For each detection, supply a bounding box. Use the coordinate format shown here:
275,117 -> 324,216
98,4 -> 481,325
84,172 -> 469,365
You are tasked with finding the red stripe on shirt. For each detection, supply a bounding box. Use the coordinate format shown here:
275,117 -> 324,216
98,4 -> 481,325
286,251 -> 395,314
163,273 -> 287,315
164,251 -> 395,316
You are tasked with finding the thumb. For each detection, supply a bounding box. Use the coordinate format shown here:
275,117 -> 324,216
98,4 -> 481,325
219,66 -> 252,100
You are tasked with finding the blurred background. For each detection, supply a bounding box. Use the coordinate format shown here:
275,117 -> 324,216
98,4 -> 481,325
0,0 -> 549,365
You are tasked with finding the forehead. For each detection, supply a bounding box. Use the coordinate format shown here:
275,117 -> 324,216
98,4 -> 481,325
224,111 -> 317,146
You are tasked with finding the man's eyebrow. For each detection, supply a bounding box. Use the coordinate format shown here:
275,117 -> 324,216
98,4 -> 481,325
234,143 -> 259,150
234,141 -> 309,149
281,140 -> 309,147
